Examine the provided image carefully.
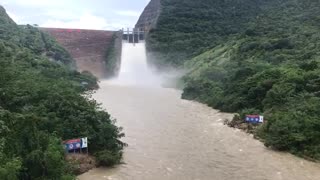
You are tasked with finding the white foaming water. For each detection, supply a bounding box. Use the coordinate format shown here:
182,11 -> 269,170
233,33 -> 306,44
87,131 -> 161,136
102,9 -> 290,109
111,41 -> 162,87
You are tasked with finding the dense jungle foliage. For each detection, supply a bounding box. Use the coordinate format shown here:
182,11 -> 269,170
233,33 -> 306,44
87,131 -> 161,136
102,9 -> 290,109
147,0 -> 272,67
147,0 -> 320,160
0,6 -> 125,179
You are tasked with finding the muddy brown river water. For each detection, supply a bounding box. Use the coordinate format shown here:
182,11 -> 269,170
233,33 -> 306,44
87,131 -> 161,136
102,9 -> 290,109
78,42 -> 320,180
78,82 -> 320,180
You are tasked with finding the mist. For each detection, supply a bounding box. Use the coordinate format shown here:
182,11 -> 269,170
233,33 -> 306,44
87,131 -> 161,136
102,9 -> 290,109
108,41 -> 164,87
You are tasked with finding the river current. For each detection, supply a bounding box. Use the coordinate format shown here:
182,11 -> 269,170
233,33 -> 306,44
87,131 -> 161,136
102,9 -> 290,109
78,42 -> 320,180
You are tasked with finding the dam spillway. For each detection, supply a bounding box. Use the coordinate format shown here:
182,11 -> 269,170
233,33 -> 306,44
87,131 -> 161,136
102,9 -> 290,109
109,40 -> 162,87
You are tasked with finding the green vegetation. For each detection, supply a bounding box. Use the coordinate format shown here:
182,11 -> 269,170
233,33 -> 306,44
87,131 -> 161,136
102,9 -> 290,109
0,6 -> 124,179
147,0 -> 269,67
147,0 -> 320,160
21,25 -> 74,66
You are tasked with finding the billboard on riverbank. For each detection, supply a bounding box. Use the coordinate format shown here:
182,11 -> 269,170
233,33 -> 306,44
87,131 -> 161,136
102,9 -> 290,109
63,137 -> 88,151
245,115 -> 264,123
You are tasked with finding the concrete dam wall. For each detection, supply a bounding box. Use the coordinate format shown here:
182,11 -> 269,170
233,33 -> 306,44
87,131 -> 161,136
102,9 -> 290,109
41,28 -> 120,78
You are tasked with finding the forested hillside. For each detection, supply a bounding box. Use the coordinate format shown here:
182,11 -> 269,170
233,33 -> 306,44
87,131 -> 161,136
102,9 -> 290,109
0,6 -> 124,179
146,0 -> 320,160
147,0 -> 274,67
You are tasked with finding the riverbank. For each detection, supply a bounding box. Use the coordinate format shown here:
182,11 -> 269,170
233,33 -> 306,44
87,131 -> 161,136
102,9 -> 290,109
224,114 -> 320,163
224,114 -> 257,134
66,154 -> 97,175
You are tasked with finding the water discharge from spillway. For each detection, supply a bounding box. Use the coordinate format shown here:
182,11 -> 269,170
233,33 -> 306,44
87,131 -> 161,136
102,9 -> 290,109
110,41 -> 162,87
78,42 -> 320,180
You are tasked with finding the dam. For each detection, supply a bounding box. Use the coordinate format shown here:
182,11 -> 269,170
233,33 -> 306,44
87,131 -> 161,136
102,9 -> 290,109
78,40 -> 320,180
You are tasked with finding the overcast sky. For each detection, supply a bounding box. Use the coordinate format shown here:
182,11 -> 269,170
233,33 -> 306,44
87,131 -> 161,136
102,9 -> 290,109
1,0 -> 150,30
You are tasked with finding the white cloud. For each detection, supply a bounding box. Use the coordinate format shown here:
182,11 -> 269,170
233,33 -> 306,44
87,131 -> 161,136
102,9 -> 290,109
41,13 -> 112,30
44,10 -> 80,21
2,0 -> 150,30
6,11 -> 22,22
116,10 -> 140,17
3,0 -> 64,7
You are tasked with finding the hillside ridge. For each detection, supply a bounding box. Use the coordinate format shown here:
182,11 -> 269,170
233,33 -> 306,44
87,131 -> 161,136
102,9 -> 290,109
135,0 -> 161,31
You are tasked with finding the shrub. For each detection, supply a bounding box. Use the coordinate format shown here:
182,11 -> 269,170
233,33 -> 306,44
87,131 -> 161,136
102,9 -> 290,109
96,150 -> 122,167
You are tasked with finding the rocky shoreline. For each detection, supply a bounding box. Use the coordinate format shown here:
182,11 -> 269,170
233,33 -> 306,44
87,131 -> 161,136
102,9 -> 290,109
224,114 -> 261,135
66,154 -> 97,175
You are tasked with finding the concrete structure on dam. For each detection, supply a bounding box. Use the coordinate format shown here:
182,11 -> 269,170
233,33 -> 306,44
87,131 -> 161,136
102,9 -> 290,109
41,28 -> 118,78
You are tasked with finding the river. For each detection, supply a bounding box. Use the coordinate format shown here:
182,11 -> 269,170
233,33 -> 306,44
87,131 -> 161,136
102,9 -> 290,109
78,42 -> 320,180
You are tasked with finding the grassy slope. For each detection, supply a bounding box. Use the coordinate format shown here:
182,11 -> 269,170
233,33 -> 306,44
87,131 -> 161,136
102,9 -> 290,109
0,6 -> 124,179
147,0 -> 320,160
